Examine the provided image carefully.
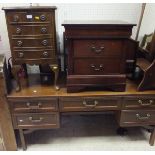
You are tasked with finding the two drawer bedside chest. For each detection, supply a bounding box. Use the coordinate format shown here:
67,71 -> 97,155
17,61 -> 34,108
3,6 -> 59,91
62,20 -> 138,93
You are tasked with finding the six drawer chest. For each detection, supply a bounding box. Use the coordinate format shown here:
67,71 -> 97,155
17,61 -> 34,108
0,6 -> 155,151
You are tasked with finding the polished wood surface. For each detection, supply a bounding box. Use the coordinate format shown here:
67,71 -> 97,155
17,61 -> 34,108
7,75 -> 155,98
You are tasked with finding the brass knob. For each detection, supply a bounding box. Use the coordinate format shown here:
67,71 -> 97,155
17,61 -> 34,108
13,15 -> 19,22
18,52 -> 24,58
40,14 -> 46,21
41,27 -> 47,34
17,40 -> 23,46
43,51 -> 49,57
41,40 -> 48,46
16,27 -> 21,34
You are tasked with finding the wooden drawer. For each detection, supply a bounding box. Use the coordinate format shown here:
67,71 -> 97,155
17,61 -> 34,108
12,113 -> 59,129
122,97 -> 155,109
9,98 -> 58,113
120,110 -> 155,127
59,97 -> 121,112
10,24 -> 54,36
14,48 -> 55,60
73,40 -> 123,57
6,11 -> 53,23
12,38 -> 54,48
74,58 -> 122,75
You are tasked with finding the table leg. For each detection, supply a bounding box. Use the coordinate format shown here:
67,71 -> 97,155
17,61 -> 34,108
12,66 -> 21,92
19,129 -> 27,150
149,127 -> 155,146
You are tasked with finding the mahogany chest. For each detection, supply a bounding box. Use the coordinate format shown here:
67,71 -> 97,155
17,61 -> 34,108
62,20 -> 137,93
2,6 -> 59,91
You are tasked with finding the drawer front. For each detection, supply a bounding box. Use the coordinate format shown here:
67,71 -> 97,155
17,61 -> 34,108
14,49 -> 55,60
12,113 -> 59,129
122,97 -> 155,109
120,110 -> 155,127
73,40 -> 123,57
12,38 -> 54,48
7,11 -> 53,23
74,58 -> 122,75
59,97 -> 121,112
10,98 -> 58,113
10,25 -> 53,36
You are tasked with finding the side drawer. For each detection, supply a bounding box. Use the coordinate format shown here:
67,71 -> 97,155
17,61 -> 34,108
119,110 -> 155,127
9,98 -> 58,113
59,97 -> 121,112
12,112 -> 59,129
122,97 -> 155,109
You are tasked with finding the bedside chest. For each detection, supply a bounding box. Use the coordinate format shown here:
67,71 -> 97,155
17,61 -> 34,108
62,20 -> 138,93
2,6 -> 59,91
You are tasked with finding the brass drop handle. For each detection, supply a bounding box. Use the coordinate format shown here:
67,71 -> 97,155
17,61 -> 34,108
91,46 -> 104,53
17,40 -> 23,46
26,102 -> 42,110
83,100 -> 98,108
40,14 -> 46,21
41,27 -> 47,33
18,52 -> 24,58
16,27 -> 22,34
138,99 -> 153,106
13,15 -> 19,22
41,40 -> 48,46
136,113 -> 151,120
42,51 -> 49,57
90,64 -> 104,71
29,116 -> 43,123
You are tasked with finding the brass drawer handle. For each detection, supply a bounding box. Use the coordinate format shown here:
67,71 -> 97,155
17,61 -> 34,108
83,100 -> 98,108
17,40 -> 23,46
90,64 -> 104,71
91,46 -> 104,53
16,27 -> 21,34
18,52 -> 24,58
41,40 -> 48,46
136,113 -> 151,120
26,102 -> 42,110
40,14 -> 46,21
29,116 -> 43,123
138,100 -> 153,106
42,51 -> 49,57
41,27 -> 47,34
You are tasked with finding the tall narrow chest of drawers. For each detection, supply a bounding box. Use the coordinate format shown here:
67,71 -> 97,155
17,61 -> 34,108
62,20 -> 137,93
3,6 -> 59,91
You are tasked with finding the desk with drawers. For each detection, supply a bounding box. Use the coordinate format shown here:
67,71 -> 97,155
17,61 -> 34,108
6,75 -> 155,150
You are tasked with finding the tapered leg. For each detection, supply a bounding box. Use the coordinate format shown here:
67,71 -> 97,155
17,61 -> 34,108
149,127 -> 155,146
50,64 -> 59,90
19,129 -> 27,150
12,65 -> 21,92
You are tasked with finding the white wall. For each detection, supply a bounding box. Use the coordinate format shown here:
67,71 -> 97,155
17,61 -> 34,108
138,3 -> 155,41
0,3 -> 142,61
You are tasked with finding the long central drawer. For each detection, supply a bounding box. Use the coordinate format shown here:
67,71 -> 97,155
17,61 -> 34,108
59,97 -> 121,112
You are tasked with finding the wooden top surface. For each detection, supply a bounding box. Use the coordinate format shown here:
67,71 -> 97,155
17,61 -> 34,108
2,6 -> 57,11
62,20 -> 136,27
7,75 -> 155,98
